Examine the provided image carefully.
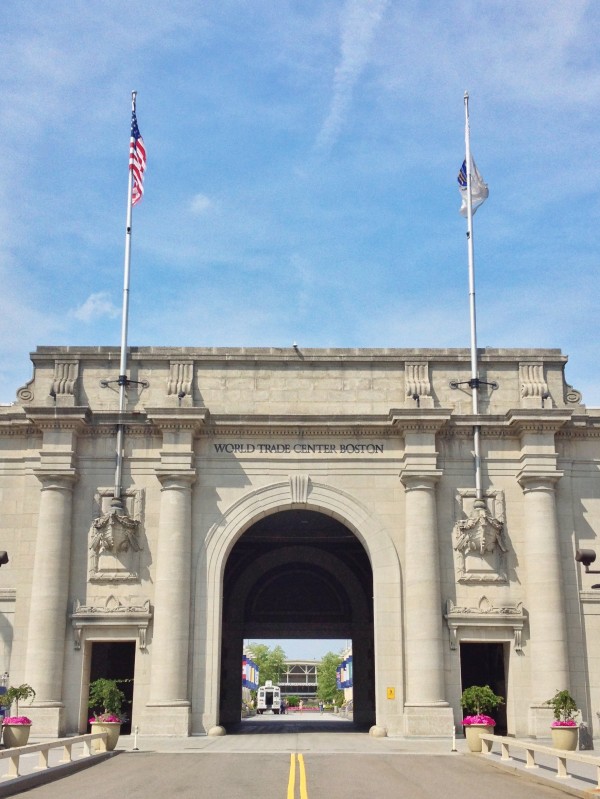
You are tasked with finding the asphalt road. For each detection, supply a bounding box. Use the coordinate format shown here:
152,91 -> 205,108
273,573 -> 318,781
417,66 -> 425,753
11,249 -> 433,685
17,747 -> 569,799
16,719 -> 564,799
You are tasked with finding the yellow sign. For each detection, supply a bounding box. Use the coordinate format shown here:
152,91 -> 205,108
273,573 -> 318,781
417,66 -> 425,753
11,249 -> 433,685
387,687 -> 395,700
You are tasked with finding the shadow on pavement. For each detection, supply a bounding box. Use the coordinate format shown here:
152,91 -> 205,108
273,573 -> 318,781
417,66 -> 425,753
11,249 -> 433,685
227,718 -> 366,735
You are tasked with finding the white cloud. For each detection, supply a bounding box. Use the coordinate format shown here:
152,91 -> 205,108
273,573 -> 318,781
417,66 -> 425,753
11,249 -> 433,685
189,193 -> 213,215
72,292 -> 120,323
316,0 -> 390,151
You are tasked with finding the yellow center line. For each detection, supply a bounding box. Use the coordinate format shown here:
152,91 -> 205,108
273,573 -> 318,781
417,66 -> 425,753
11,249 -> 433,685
287,752 -> 296,799
298,754 -> 308,799
287,753 -> 309,799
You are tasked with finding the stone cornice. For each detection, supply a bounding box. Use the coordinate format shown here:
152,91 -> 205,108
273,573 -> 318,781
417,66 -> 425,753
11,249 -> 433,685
0,419 -> 38,436
503,408 -> 572,435
200,426 -> 392,438
445,597 -> 526,651
8,404 -> 597,442
146,407 -> 210,432
71,597 -> 152,651
24,406 -> 92,431
389,408 -> 452,433
32,345 -> 568,365
201,413 -> 395,438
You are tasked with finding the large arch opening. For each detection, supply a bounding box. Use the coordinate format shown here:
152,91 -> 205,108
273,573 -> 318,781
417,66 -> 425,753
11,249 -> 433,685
219,509 -> 375,730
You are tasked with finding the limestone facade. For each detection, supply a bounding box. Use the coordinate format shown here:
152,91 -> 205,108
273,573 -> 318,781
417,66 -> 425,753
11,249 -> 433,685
0,346 -> 598,738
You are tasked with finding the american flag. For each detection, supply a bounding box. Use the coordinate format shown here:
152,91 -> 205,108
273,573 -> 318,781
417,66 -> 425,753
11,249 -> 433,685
129,109 -> 146,206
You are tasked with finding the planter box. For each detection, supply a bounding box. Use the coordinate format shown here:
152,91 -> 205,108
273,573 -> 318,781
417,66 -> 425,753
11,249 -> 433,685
464,724 -> 493,753
3,724 -> 31,748
551,725 -> 578,751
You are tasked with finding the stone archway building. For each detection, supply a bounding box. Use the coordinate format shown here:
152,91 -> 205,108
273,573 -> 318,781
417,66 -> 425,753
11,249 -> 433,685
0,346 -> 598,738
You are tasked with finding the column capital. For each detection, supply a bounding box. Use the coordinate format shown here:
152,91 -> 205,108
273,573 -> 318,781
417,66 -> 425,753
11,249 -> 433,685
400,470 -> 442,490
517,470 -> 563,491
34,470 -> 78,489
155,469 -> 196,489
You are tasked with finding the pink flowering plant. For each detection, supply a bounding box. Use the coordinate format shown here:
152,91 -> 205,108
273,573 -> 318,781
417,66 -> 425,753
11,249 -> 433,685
88,678 -> 126,724
545,690 -> 578,727
0,683 -> 36,723
462,714 -> 496,727
88,713 -> 121,724
460,685 -> 504,726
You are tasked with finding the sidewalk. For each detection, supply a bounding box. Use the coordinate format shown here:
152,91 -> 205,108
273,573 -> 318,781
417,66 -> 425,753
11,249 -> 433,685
0,720 -> 597,799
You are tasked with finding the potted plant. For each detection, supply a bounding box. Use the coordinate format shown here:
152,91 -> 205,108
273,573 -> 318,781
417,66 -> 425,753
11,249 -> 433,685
0,683 -> 36,748
545,689 -> 579,750
88,678 -> 126,751
460,684 -> 504,752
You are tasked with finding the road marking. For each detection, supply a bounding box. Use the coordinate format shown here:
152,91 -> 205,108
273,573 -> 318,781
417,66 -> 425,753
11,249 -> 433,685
287,753 -> 296,799
298,754 -> 308,799
287,753 -> 308,799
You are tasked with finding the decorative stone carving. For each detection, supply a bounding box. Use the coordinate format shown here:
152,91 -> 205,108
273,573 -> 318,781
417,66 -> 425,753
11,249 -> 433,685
565,384 -> 583,405
453,491 -> 508,583
16,376 -> 35,404
405,361 -> 434,408
167,360 -> 193,405
445,597 -> 525,651
51,360 -> 79,405
520,362 -> 551,408
71,596 -> 152,650
89,489 -> 144,582
290,473 -> 309,504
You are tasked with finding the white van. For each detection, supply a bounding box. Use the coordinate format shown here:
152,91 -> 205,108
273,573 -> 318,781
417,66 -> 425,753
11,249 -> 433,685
256,680 -> 281,714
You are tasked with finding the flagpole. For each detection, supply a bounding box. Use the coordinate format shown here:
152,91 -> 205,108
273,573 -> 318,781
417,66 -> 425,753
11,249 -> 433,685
463,91 -> 483,503
112,90 -> 137,510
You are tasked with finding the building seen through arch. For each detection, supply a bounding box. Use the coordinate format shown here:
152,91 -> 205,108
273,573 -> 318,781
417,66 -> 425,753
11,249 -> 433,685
0,345 -> 598,739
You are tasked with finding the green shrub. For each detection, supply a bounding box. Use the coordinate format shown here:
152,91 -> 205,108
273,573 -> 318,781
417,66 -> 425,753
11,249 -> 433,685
545,689 -> 578,722
460,685 -> 504,715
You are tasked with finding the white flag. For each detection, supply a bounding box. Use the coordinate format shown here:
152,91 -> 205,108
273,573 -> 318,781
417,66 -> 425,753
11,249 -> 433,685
458,157 -> 489,216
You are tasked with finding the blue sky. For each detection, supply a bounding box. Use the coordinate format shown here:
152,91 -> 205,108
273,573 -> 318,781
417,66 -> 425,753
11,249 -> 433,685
1,1 -> 599,406
249,639 -> 348,661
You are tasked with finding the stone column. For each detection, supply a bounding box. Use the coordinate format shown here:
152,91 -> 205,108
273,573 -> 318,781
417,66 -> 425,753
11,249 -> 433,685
401,472 -> 452,734
24,472 -> 76,735
518,471 -> 569,735
144,471 -> 195,735
396,418 -> 453,736
402,474 -> 446,705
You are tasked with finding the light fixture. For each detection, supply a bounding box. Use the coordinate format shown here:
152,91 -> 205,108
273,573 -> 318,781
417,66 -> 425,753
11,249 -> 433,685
576,549 -> 600,589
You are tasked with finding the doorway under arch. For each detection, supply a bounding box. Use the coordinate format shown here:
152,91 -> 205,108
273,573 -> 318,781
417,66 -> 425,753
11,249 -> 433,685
219,509 -> 375,729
